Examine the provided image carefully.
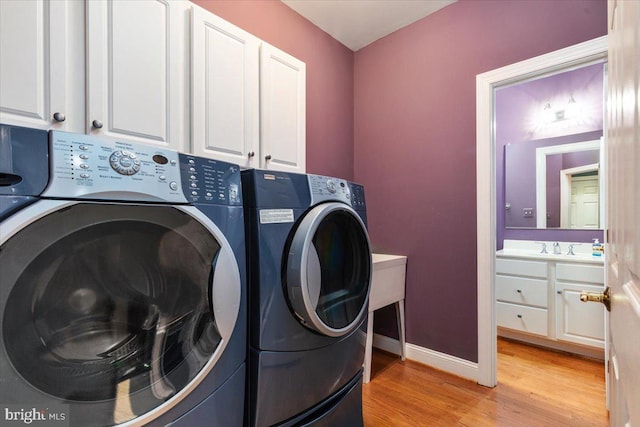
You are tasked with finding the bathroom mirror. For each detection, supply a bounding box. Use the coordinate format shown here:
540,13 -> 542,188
498,62 -> 605,230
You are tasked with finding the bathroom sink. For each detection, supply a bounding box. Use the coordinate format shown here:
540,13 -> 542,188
497,245 -> 604,264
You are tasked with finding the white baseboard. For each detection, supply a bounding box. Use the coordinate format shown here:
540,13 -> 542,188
373,333 -> 478,382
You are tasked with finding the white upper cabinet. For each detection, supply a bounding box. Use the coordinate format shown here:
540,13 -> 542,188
0,0 -> 84,132
1,0 -> 305,168
86,0 -> 189,150
191,6 -> 306,172
191,5 -> 260,167
260,43 -> 306,173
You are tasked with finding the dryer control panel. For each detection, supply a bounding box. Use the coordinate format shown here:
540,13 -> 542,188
308,174 -> 352,206
42,131 -> 187,203
179,154 -> 242,206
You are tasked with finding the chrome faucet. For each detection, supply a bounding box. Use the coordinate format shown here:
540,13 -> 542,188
553,242 -> 561,254
567,243 -> 581,255
536,242 -> 548,254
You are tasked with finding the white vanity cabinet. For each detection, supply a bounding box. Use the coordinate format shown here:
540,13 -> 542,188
496,250 -> 605,354
191,5 -> 306,172
555,263 -> 605,348
0,0 -> 84,132
496,258 -> 549,337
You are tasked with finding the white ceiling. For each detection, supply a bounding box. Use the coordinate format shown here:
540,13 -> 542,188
281,0 -> 457,51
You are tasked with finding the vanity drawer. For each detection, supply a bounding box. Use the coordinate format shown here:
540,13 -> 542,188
497,302 -> 548,336
496,258 -> 547,278
556,263 -> 604,284
495,275 -> 548,307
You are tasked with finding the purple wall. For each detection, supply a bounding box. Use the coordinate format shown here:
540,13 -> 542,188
354,0 -> 606,361
192,0 -> 355,180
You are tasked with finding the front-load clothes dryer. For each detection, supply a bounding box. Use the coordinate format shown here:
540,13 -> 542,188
0,124 -> 246,427
241,169 -> 373,427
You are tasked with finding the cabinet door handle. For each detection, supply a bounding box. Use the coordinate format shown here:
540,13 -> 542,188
265,154 -> 272,161
248,151 -> 255,158
53,112 -> 66,122
92,119 -> 103,129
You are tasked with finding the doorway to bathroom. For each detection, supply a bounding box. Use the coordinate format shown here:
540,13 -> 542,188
475,36 -> 608,400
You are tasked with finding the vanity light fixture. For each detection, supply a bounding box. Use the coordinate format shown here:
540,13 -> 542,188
542,102 -> 555,123
565,94 -> 580,119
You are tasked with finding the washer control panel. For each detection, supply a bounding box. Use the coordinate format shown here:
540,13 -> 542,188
308,174 -> 352,206
42,131 -> 187,203
179,154 -> 242,206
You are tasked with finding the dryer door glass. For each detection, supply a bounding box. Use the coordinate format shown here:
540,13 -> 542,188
287,203 -> 372,337
311,210 -> 371,329
0,203 -> 239,426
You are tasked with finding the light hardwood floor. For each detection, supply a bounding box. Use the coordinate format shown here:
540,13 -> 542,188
362,338 -> 607,426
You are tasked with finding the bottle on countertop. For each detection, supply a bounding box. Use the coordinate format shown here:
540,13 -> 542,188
592,238 -> 603,257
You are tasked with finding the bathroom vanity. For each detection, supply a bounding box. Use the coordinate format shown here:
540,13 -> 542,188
496,240 -> 605,358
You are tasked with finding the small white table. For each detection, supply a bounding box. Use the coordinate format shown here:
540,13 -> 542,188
363,253 -> 407,383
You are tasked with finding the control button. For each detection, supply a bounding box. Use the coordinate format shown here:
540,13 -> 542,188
132,164 -> 140,172
206,192 -> 212,197
79,145 -> 89,151
112,151 -> 122,157
119,157 -> 132,167
190,183 -> 197,188
133,159 -> 140,165
121,150 -> 130,157
191,191 -> 198,196
188,159 -> 195,164
189,167 -> 196,173
326,179 -> 337,193
159,175 -> 166,181
129,153 -> 137,159
79,163 -> 89,169
80,173 -> 90,179
79,154 -> 89,160
170,160 -> 177,165
169,182 -> 178,191
190,175 -> 196,180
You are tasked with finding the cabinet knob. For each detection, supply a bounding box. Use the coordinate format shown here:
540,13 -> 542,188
53,112 -> 66,122
92,119 -> 103,129
265,154 -> 272,161
248,151 -> 255,158
557,290 -> 563,295
516,289 -> 522,293
517,314 -> 522,319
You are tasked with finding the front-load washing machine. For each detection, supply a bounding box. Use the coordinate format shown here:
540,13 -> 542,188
242,169 -> 373,427
0,124 -> 246,426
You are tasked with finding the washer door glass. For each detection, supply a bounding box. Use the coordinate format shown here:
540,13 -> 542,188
0,202 -> 239,426
286,203 -> 372,337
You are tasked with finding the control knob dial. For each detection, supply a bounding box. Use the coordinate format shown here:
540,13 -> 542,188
109,150 -> 141,175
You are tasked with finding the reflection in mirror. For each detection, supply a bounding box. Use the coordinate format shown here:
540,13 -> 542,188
498,62 -> 605,230
536,140 -> 601,228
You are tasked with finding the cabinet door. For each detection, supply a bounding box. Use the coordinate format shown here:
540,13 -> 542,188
0,0 -> 84,132
260,43 -> 306,173
86,0 -> 188,150
556,281 -> 605,348
191,5 -> 259,166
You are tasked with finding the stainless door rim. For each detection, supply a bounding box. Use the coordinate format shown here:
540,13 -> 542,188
0,199 -> 241,427
286,202 -> 372,337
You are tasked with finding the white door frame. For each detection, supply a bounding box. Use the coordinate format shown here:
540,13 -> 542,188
475,36 -> 608,387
